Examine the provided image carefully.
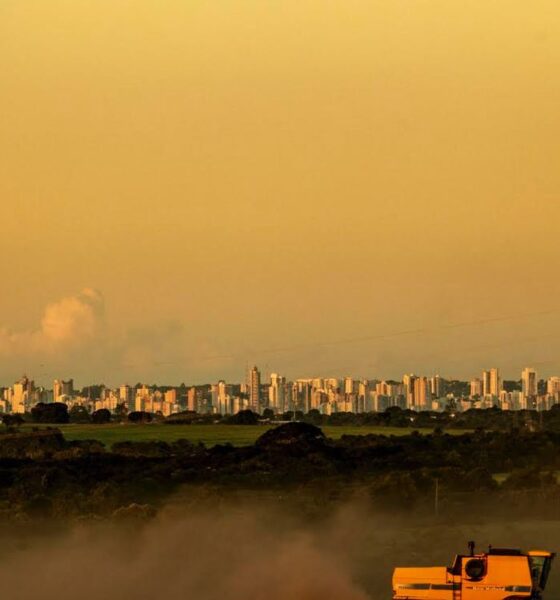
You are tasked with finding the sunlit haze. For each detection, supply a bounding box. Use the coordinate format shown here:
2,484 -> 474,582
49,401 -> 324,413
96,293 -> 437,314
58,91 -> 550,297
1,0 -> 559,386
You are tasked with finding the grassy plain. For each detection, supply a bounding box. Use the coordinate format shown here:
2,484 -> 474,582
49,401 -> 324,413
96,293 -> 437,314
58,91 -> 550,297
21,423 -> 470,449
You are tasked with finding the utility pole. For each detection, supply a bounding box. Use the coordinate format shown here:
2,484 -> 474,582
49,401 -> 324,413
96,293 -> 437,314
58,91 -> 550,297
434,478 -> 439,518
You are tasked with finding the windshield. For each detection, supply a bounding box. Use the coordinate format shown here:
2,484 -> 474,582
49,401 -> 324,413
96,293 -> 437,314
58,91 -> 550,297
529,557 -> 552,590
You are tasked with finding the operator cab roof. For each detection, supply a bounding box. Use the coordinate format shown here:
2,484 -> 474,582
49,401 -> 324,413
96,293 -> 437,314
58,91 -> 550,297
488,548 -> 523,556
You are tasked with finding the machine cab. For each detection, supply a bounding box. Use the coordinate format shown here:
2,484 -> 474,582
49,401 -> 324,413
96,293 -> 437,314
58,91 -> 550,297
527,551 -> 554,597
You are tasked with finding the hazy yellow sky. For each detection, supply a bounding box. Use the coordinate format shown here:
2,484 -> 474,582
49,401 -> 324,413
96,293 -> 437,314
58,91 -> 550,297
1,0 -> 559,385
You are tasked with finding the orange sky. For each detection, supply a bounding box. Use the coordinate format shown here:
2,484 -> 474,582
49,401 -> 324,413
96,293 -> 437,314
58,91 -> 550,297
1,0 -> 559,385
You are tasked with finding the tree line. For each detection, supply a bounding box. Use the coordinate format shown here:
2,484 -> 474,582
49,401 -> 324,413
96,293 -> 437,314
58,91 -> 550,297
5,403 -> 560,434
1,421 -> 560,522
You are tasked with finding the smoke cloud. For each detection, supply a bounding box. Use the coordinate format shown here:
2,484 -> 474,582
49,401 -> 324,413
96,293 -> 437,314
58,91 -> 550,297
1,498 -> 559,600
40,288 -> 104,344
0,288 -> 238,385
0,288 -> 105,357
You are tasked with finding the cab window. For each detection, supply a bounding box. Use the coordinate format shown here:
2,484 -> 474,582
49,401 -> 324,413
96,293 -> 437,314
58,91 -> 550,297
529,557 -> 552,590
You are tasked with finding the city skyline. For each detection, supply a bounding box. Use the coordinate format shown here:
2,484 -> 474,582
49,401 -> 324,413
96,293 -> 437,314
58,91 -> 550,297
3,364 -> 558,417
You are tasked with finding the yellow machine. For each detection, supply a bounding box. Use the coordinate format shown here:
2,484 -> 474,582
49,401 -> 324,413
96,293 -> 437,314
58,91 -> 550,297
393,542 -> 555,600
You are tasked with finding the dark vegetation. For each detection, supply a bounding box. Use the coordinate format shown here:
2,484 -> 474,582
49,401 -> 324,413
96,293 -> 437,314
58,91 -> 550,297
165,405 -> 560,432
19,402 -> 560,434
30,402 -> 69,424
1,421 -> 560,522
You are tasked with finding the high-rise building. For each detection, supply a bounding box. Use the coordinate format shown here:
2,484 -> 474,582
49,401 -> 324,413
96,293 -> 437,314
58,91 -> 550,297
61,379 -> 74,397
269,373 -> 286,414
135,385 -> 152,412
119,384 -> 134,410
324,378 -> 339,391
357,380 -> 370,412
490,368 -> 500,396
248,366 -> 261,412
164,388 -> 177,405
429,375 -> 443,398
212,381 -> 230,415
403,374 -> 417,408
470,378 -> 483,398
521,368 -> 537,399
293,379 -> 312,413
344,377 -> 354,395
312,378 -> 324,391
53,379 -> 61,403
376,381 -> 389,396
187,387 -> 197,412
54,378 -> 73,402
482,370 -> 490,396
547,377 -> 560,396
482,368 -> 500,397
11,376 -> 34,413
413,377 -> 431,410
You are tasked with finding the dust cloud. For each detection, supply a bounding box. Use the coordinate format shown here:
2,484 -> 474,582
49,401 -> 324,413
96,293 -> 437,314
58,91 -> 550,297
0,500 -> 559,600
0,505 -> 370,600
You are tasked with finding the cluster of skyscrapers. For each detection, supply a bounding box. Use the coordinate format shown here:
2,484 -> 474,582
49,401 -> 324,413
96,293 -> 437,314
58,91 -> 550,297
1,366 -> 558,416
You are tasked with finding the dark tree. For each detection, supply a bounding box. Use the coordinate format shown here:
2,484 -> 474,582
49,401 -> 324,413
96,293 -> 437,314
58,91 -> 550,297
31,402 -> 69,424
128,411 -> 153,423
226,410 -> 259,425
281,410 -> 304,421
305,409 -> 324,426
114,403 -> 128,422
262,408 -> 275,420
2,413 -> 24,428
92,408 -> 111,424
69,405 -> 92,424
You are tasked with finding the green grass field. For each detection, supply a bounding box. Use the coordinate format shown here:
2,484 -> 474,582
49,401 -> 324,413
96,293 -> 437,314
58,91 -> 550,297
21,423 -> 470,448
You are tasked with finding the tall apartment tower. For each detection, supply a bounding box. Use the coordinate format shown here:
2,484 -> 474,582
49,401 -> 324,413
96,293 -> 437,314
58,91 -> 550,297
482,368 -> 500,397
490,368 -> 501,396
214,380 -> 230,415
61,379 -> 74,397
119,384 -> 134,411
413,377 -> 431,410
249,366 -> 261,412
269,373 -> 286,414
54,378 -> 74,402
547,377 -> 560,396
470,378 -> 483,398
344,377 -> 354,395
11,376 -> 34,413
430,375 -> 443,398
53,379 -> 62,403
403,374 -> 417,408
187,387 -> 198,412
521,368 -> 537,399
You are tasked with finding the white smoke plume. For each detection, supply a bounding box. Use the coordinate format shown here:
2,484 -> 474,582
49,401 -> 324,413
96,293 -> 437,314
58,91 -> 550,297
40,288 -> 104,344
0,288 -> 105,357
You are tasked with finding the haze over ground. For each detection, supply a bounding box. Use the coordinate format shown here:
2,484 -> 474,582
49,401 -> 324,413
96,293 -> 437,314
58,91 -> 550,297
1,503 -> 559,600
1,1 -> 559,385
